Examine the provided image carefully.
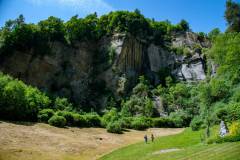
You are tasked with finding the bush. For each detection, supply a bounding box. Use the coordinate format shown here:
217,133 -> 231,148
216,108 -> 228,121
48,115 -> 66,127
72,114 -> 87,127
84,114 -> 101,127
54,97 -> 73,111
56,111 -> 75,126
190,116 -> 203,131
208,135 -> 240,144
227,103 -> 240,121
131,117 -> 152,130
106,120 -> 123,134
229,121 -> 240,136
0,73 -> 51,121
101,108 -> 119,127
119,117 -> 134,129
153,117 -> 176,128
169,110 -> 192,127
38,109 -> 55,122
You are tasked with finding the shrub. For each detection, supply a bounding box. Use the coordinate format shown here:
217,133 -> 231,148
38,109 -> 55,122
208,135 -> 240,144
169,110 -> 192,127
190,116 -> 204,131
54,97 -> 73,111
107,120 -> 123,134
0,72 -> 51,121
216,108 -> 228,121
119,117 -> 134,129
131,117 -> 152,130
153,117 -> 176,128
101,108 -> 119,127
56,111 -> 75,125
84,114 -> 101,127
48,115 -> 66,127
227,103 -> 240,121
229,121 -> 240,136
72,114 -> 87,127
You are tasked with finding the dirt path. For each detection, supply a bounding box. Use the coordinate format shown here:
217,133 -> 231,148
0,121 -> 184,160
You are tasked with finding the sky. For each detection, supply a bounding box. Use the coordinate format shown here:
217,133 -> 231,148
0,0 -> 238,33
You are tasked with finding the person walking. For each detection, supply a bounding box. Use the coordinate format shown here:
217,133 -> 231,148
144,135 -> 148,143
151,134 -> 154,142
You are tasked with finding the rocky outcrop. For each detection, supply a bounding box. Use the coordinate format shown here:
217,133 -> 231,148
172,32 -> 210,81
174,53 -> 206,81
0,41 -> 96,106
0,31 -> 211,109
147,44 -> 175,72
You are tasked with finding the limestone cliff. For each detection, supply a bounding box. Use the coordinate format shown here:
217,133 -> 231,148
0,31 -> 210,109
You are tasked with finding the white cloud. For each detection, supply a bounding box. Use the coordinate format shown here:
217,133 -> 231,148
26,0 -> 114,14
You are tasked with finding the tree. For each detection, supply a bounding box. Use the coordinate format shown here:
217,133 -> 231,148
208,28 -> 221,41
38,16 -> 65,41
179,19 -> 189,31
225,0 -> 240,32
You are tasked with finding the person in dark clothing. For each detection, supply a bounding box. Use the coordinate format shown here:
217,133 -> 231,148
144,135 -> 148,143
151,134 -> 154,142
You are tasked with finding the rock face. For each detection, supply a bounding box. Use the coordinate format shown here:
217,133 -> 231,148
0,31 -> 210,109
175,53 -> 206,81
172,32 -> 210,81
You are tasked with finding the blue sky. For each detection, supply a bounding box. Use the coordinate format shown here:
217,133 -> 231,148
0,0 -> 237,33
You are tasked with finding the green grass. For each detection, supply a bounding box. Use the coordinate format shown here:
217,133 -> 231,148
100,128 -> 240,160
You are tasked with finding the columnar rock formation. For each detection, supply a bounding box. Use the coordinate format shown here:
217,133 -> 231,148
0,31 -> 210,108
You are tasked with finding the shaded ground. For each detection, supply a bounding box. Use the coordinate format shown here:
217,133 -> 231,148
0,121 -> 183,160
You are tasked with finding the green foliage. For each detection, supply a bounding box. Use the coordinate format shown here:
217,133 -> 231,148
84,114 -> 102,127
48,115 -> 66,128
38,16 -> 65,41
225,0 -> 240,32
0,72 -> 51,121
229,121 -> 240,136
99,10 -> 150,37
38,109 -> 55,122
152,117 -> 176,128
172,19 -> 190,32
65,13 -> 99,42
208,28 -> 221,41
56,111 -> 75,125
102,108 -> 120,127
209,33 -> 240,81
72,114 -> 87,127
106,120 -> 123,134
131,116 -> 152,130
118,117 -> 134,129
227,103 -> 240,121
169,110 -> 192,127
150,20 -> 172,45
54,97 -> 73,111
190,116 -> 204,131
208,135 -> 240,144
210,79 -> 229,101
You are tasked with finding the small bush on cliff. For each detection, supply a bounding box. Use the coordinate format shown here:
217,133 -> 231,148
48,115 -> 66,127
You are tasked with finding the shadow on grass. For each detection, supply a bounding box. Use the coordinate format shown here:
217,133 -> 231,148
0,120 -> 37,126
